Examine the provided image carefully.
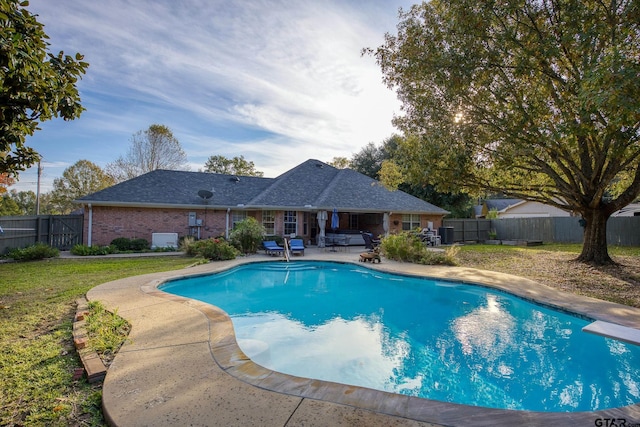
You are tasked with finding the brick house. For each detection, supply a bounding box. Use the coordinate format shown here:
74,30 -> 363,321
76,159 -> 449,247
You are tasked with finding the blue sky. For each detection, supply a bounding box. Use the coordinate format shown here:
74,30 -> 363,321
9,0 -> 413,193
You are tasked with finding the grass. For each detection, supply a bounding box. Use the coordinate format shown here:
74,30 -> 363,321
457,242 -> 640,256
456,243 -> 640,307
0,256 -> 197,427
84,301 -> 131,366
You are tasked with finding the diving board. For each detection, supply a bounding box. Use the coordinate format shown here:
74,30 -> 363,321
582,321 -> 640,346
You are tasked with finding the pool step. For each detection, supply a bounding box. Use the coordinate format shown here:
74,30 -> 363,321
582,320 -> 640,346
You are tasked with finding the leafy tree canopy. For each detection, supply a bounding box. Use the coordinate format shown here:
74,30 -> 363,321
369,0 -> 640,264
106,124 -> 188,182
203,155 -> 264,177
0,192 -> 20,215
350,136 -> 402,179
0,0 -> 88,177
7,188 -> 35,214
50,160 -> 114,213
350,135 -> 473,216
327,156 -> 350,169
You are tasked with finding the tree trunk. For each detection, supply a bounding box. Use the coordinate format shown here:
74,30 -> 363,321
577,209 -> 613,265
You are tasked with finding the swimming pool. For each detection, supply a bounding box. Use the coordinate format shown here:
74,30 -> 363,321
160,261 -> 640,412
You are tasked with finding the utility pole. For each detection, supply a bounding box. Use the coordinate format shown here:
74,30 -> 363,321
36,160 -> 42,215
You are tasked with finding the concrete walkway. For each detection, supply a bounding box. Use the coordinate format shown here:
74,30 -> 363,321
87,247 -> 640,426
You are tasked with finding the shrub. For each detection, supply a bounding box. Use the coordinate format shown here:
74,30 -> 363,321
70,244 -> 117,256
229,217 -> 265,254
380,232 -> 425,261
380,232 -> 458,266
129,238 -> 149,251
7,243 -> 59,261
185,238 -> 239,261
179,235 -> 196,252
110,237 -> 132,251
109,237 -> 150,252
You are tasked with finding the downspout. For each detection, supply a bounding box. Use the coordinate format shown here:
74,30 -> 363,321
87,204 -> 93,247
225,208 -> 231,239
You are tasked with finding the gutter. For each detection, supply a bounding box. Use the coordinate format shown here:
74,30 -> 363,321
225,208 -> 231,239
87,204 -> 93,247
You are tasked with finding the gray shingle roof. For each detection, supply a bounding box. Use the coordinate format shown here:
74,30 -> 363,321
484,199 -> 523,212
77,159 -> 448,214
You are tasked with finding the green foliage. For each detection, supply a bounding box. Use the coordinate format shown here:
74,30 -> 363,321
49,160 -> 115,214
486,209 -> 499,220
378,160 -> 404,191
380,232 -> 457,265
7,242 -> 59,261
369,0 -> 640,263
6,189 -> 36,214
327,156 -> 351,169
203,154 -> 264,176
349,136 -> 473,217
229,217 -> 266,253
179,235 -> 196,252
0,0 -> 89,176
0,193 -> 21,215
185,237 -> 239,260
109,237 -> 149,251
110,237 -> 132,251
130,238 -> 149,251
70,244 -> 117,256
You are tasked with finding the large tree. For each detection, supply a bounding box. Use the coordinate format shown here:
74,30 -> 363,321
369,0 -> 640,264
203,155 -> 264,176
49,160 -> 114,213
350,135 -> 402,178
8,188 -> 35,214
0,0 -> 88,177
351,135 -> 474,217
107,124 -> 189,182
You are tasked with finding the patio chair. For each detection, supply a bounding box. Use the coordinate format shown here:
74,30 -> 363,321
289,238 -> 305,255
420,228 -> 441,246
361,232 -> 380,251
263,240 -> 284,256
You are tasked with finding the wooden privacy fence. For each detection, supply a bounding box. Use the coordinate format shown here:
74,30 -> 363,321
443,217 -> 640,246
0,215 -> 84,254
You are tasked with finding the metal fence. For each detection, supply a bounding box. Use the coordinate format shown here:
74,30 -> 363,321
0,215 -> 84,254
443,217 -> 640,246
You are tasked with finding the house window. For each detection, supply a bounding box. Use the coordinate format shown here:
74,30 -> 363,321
349,213 -> 359,229
262,210 -> 275,234
284,211 -> 297,236
303,212 -> 309,235
402,214 -> 420,231
232,211 -> 247,229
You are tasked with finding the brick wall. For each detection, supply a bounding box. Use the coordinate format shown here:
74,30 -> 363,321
83,206 -> 445,247
83,206 -> 231,246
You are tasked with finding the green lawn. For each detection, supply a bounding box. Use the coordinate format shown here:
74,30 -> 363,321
457,242 -> 640,257
0,256 -> 197,427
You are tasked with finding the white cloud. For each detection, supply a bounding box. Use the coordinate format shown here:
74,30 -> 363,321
10,0 -> 410,193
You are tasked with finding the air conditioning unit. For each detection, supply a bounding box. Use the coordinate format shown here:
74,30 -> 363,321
152,233 -> 178,249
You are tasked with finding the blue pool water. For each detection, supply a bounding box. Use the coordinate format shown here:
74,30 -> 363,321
160,261 -> 640,412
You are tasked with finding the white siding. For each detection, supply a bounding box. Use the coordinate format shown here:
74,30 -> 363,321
499,201 -> 571,218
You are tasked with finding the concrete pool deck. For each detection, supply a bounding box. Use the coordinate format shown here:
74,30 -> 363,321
87,247 -> 640,426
